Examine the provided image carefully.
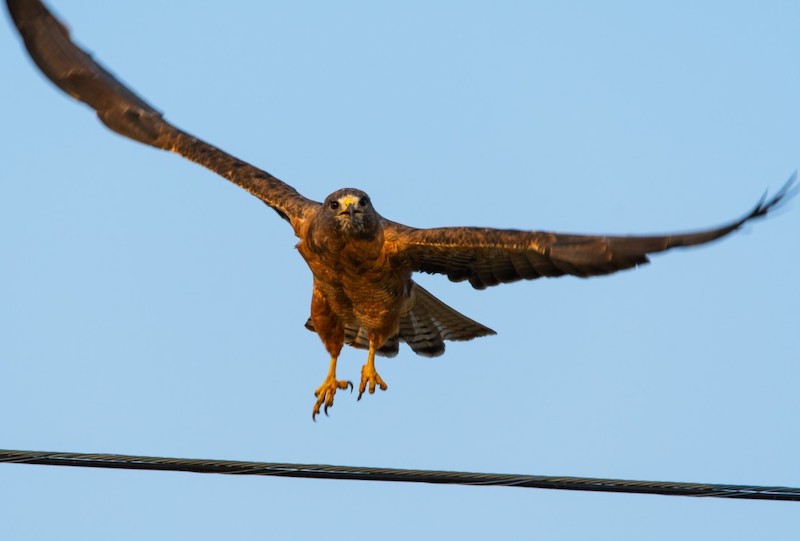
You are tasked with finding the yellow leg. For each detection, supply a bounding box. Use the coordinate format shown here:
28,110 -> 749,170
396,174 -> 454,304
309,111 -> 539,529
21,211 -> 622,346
312,356 -> 352,420
358,344 -> 388,400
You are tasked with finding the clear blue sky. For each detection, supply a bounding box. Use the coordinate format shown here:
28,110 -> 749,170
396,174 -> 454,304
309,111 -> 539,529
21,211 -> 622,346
2,1 -> 799,539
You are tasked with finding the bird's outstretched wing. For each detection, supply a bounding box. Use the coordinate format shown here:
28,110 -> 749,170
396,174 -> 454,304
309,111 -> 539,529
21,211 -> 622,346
388,175 -> 797,290
7,0 -> 315,230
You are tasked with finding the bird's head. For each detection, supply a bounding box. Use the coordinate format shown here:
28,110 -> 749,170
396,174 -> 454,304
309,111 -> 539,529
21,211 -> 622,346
322,188 -> 380,238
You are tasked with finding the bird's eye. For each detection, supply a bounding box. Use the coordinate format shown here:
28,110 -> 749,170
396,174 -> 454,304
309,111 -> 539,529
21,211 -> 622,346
359,197 -> 369,207
329,201 -> 340,210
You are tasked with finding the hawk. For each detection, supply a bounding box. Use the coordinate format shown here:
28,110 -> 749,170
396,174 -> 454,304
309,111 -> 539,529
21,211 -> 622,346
7,0 -> 796,419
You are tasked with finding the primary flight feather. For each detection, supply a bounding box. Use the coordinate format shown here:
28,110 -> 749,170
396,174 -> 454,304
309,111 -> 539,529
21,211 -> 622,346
7,0 -> 795,419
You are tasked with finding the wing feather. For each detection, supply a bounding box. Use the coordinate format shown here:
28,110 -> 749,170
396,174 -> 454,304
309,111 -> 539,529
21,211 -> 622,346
387,175 -> 797,290
7,0 -> 315,230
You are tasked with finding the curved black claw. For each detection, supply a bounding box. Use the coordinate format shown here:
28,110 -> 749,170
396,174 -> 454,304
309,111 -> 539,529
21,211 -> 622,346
358,365 -> 388,401
312,378 -> 353,421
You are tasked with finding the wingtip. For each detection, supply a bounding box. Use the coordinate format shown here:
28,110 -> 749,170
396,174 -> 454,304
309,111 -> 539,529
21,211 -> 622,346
7,0 -> 65,40
779,169 -> 800,201
746,171 -> 798,221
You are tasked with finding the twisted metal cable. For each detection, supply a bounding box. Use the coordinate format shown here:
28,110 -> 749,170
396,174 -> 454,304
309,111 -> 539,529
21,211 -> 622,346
1,448 -> 798,501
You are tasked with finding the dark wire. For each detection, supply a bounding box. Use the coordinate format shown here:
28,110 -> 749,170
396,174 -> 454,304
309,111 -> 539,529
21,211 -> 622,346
1,448 -> 798,502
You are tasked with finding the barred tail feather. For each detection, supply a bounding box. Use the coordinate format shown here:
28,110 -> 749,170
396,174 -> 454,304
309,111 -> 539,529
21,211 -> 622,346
305,282 -> 495,358
400,283 -> 496,357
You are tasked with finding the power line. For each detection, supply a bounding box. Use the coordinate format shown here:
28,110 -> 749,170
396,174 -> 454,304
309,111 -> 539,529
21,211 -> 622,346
1,448 -> 797,502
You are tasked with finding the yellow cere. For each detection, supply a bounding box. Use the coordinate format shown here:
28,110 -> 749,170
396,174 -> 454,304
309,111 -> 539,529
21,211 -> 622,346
339,195 -> 360,208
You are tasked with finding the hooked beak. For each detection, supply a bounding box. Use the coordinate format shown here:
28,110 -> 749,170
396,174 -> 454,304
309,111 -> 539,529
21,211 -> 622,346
338,195 -> 361,217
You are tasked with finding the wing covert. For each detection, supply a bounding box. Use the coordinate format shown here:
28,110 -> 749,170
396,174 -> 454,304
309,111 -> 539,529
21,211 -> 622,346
387,175 -> 796,289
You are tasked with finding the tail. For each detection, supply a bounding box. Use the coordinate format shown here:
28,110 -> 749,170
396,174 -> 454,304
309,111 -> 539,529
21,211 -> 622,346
395,283 -> 496,357
305,282 -> 496,358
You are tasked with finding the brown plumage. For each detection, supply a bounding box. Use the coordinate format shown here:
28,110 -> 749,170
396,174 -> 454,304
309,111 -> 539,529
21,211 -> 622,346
7,0 -> 796,419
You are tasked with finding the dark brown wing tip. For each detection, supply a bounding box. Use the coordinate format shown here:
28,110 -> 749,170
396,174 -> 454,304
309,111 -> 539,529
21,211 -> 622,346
662,171 -> 799,250
7,0 -> 42,27
8,0 -> 165,145
747,171 -> 798,221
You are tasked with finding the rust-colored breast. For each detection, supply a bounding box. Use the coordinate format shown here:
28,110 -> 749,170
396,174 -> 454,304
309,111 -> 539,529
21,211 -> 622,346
297,219 -> 413,338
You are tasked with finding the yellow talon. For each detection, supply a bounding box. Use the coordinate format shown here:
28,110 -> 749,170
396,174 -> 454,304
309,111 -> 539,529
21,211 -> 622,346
312,357 -> 352,420
358,345 -> 388,400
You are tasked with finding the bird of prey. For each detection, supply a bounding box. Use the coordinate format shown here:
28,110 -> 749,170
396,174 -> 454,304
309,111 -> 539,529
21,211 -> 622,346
7,0 -> 796,419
